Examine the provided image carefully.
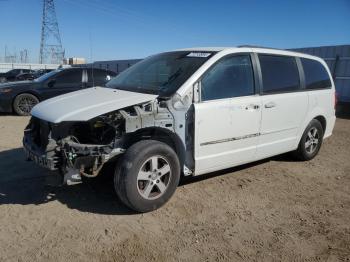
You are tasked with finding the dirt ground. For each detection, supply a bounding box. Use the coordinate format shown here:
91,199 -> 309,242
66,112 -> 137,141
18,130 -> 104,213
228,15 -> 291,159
0,114 -> 349,262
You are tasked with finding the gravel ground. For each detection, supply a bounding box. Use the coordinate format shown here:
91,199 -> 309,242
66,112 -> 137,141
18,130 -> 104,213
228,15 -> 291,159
0,114 -> 349,262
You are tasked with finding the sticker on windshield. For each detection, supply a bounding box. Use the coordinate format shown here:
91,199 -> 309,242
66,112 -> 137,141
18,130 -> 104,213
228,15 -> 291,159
187,52 -> 212,58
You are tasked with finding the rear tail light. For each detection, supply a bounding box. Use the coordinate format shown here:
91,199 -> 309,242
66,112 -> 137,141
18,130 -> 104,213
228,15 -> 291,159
334,92 -> 338,109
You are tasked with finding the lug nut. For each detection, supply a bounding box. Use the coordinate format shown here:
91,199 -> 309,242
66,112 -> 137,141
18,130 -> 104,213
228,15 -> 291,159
156,180 -> 159,183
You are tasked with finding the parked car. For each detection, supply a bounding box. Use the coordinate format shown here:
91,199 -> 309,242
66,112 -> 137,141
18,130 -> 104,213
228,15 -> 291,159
0,69 -> 35,83
23,47 -> 336,212
0,67 -> 116,115
16,69 -> 54,81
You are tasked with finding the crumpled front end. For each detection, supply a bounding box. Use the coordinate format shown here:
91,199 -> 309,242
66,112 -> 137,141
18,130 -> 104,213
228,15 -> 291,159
23,100 -> 175,185
23,109 -> 126,184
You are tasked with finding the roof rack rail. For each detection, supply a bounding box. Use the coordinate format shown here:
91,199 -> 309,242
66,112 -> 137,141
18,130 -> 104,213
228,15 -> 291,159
238,45 -> 285,51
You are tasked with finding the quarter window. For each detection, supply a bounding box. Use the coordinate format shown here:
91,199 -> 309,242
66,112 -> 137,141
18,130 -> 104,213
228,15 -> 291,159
201,55 -> 255,101
301,58 -> 331,89
259,55 -> 300,93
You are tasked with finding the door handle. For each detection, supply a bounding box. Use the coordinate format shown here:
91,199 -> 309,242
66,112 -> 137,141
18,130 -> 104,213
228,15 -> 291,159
264,102 -> 276,108
245,104 -> 260,110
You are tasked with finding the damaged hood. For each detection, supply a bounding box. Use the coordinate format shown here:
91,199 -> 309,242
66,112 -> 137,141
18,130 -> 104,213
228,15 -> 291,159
31,87 -> 158,123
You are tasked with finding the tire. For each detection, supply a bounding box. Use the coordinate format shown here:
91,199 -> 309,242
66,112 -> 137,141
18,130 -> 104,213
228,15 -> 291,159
114,140 -> 180,212
13,93 -> 39,116
293,119 -> 324,161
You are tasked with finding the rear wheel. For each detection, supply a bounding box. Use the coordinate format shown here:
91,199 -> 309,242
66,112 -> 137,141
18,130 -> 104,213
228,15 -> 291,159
293,119 -> 324,161
13,93 -> 39,116
114,140 -> 180,212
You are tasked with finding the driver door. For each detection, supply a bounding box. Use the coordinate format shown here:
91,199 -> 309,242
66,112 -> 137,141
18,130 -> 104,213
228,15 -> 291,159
194,54 -> 261,175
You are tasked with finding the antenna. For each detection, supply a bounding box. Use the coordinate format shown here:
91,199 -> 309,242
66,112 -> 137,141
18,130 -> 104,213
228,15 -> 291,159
89,28 -> 95,86
39,0 -> 64,64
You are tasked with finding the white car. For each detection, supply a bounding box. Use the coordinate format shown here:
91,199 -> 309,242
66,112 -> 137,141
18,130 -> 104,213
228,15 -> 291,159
23,46 -> 336,212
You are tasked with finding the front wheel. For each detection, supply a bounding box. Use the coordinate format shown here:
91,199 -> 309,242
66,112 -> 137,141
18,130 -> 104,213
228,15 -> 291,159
114,140 -> 180,212
13,93 -> 39,116
293,119 -> 324,161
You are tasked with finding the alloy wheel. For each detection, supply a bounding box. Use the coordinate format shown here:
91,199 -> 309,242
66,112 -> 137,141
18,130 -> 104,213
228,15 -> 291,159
305,127 -> 319,154
137,155 -> 172,200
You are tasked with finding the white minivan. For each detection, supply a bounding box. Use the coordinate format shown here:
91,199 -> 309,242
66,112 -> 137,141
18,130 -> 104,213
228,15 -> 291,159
23,46 -> 336,212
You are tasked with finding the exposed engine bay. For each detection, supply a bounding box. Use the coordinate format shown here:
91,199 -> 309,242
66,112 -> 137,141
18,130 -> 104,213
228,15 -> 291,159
23,101 -> 178,184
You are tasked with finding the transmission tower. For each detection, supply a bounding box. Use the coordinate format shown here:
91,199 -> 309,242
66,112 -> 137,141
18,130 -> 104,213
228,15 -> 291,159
20,49 -> 29,63
39,0 -> 64,64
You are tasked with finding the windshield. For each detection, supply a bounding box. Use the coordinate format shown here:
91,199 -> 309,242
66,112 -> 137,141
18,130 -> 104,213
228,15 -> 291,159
34,69 -> 62,82
106,51 -> 216,96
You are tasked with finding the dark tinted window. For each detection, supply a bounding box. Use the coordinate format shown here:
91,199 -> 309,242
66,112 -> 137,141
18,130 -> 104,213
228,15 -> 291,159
56,69 -> 82,85
259,55 -> 300,93
201,55 -> 254,101
8,69 -> 21,75
301,58 -> 331,89
89,69 -> 115,86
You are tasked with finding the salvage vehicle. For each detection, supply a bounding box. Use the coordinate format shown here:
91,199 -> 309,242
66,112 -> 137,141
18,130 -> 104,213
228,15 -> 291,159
23,47 -> 336,212
16,69 -> 54,81
0,69 -> 34,83
0,67 -> 116,115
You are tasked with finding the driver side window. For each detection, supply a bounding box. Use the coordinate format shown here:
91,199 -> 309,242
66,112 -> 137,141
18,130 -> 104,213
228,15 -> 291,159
201,54 -> 255,101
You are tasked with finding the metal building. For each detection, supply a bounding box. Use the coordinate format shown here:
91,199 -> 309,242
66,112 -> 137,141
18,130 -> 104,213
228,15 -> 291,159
290,45 -> 350,103
91,59 -> 141,74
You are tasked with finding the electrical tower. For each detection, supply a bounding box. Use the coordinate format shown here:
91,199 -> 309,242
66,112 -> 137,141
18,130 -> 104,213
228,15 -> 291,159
20,49 -> 29,63
39,0 -> 64,64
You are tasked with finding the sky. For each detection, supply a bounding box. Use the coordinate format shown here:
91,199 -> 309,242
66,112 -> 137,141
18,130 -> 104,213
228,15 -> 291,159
0,0 -> 349,63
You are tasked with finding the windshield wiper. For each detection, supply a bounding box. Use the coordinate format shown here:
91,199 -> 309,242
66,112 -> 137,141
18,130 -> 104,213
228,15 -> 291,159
162,68 -> 183,86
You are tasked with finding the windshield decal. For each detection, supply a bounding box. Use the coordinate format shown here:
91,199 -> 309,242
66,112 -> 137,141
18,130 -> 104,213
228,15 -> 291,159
186,52 -> 212,58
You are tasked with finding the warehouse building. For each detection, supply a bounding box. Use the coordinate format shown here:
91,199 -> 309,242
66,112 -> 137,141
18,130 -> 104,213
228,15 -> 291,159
291,45 -> 350,103
91,59 -> 141,74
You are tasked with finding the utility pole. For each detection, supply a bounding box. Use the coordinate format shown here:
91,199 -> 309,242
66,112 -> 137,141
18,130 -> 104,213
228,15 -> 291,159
39,0 -> 64,64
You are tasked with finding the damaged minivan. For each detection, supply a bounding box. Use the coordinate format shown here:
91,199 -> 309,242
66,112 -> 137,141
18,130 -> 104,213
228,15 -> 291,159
23,47 -> 336,212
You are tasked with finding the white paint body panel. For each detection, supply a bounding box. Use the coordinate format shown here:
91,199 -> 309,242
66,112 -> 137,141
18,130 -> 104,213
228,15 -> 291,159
31,87 -> 157,123
175,47 -> 336,175
256,92 -> 309,159
194,96 -> 261,175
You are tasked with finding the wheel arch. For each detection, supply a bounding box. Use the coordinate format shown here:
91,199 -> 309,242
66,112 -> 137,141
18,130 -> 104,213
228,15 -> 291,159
295,110 -> 328,148
12,91 -> 41,114
313,115 -> 326,134
123,127 -> 186,170
12,91 -> 41,105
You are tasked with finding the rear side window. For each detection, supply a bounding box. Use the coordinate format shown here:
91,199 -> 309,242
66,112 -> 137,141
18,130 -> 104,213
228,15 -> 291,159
89,70 -> 115,86
56,69 -> 82,85
201,55 -> 255,101
301,58 -> 331,89
259,55 -> 300,93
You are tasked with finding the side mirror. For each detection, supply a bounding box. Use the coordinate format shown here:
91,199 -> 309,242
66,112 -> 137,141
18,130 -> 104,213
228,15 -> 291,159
193,82 -> 201,103
47,79 -> 56,88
